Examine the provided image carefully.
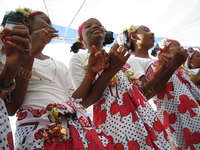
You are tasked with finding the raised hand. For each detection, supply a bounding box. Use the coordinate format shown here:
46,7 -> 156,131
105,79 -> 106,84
3,25 -> 31,70
154,53 -> 172,77
30,27 -> 59,56
170,46 -> 188,69
107,43 -> 131,72
88,45 -> 110,73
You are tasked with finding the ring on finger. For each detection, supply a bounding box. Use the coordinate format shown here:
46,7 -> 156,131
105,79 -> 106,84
117,46 -> 123,53
180,48 -> 185,52
42,29 -> 49,35
0,30 -> 5,41
24,43 -> 32,51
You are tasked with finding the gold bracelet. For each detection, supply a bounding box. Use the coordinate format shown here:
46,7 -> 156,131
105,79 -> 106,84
17,67 -> 32,80
79,103 -> 87,112
144,82 -> 154,93
0,79 -> 16,102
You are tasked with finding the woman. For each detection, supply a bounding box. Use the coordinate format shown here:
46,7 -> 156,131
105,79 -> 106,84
0,23 -> 31,149
117,25 -> 188,100
2,8 -> 117,150
184,47 -> 200,87
118,28 -> 200,149
69,18 -> 172,149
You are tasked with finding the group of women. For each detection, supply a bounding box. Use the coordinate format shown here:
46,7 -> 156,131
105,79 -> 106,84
0,7 -> 199,150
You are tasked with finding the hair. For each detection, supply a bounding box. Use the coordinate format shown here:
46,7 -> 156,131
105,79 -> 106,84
1,12 -> 24,26
70,42 -> 82,53
121,30 -> 135,52
70,30 -> 114,53
151,43 -> 160,57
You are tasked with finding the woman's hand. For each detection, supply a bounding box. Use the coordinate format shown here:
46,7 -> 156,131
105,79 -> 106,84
107,43 -> 131,73
191,70 -> 200,86
3,25 -> 31,70
170,46 -> 188,69
154,53 -> 172,77
30,27 -> 58,56
88,45 -> 110,73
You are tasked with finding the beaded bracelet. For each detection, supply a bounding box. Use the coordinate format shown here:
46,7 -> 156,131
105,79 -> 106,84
0,79 -> 16,102
17,67 -> 32,80
143,82 -> 154,93
84,73 -> 96,81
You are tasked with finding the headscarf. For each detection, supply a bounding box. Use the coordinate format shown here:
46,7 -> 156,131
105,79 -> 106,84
75,18 -> 114,50
185,47 -> 196,68
0,7 -> 44,50
157,39 -> 173,53
76,21 -> 86,49
117,25 -> 141,50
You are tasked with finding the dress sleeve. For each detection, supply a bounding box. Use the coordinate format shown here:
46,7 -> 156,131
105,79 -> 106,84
64,66 -> 75,97
69,54 -> 87,90
128,57 -> 146,79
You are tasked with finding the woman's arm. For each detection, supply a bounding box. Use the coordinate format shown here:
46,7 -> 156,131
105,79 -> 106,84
5,27 -> 58,116
72,43 -> 131,108
0,26 -> 31,115
143,47 -> 188,100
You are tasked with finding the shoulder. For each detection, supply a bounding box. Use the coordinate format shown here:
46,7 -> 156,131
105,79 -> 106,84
70,53 -> 89,64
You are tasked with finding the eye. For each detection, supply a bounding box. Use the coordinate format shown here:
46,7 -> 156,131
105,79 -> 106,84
85,25 -> 91,28
44,19 -> 51,25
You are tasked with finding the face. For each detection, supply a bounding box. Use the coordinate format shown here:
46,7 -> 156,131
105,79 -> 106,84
135,25 -> 155,50
81,18 -> 105,47
27,13 -> 54,34
166,40 -> 180,54
190,51 -> 200,69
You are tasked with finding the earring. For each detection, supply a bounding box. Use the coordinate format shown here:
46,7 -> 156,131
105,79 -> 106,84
82,40 -> 85,45
190,63 -> 194,68
137,43 -> 141,49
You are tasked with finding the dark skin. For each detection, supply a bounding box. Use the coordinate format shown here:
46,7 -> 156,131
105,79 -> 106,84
72,18 -> 131,108
5,13 -> 59,116
189,51 -> 200,69
130,27 -> 188,99
0,26 -> 31,89
187,51 -> 200,86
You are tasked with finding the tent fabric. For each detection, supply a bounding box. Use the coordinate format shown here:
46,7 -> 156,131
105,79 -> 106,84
0,0 -> 200,47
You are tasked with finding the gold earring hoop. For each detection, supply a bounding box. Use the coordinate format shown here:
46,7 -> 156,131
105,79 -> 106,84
190,63 -> 194,68
137,43 -> 141,49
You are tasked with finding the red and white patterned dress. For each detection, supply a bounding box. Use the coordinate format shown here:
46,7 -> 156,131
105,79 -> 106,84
146,60 -> 200,150
15,101 -> 114,150
0,98 -> 14,150
12,58 -> 115,150
93,63 -> 172,150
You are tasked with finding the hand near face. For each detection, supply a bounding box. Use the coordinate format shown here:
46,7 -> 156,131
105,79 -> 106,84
30,27 -> 58,56
170,46 -> 188,68
107,43 -> 131,72
88,45 -> 110,73
3,25 -> 31,70
154,53 -> 172,77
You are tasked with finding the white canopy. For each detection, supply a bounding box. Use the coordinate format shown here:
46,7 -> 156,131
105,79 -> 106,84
1,0 -> 200,47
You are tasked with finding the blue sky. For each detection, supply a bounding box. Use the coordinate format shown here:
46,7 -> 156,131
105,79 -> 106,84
52,24 -> 165,49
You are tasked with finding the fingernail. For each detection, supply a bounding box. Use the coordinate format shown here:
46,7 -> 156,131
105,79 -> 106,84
6,40 -> 12,45
5,36 -> 11,40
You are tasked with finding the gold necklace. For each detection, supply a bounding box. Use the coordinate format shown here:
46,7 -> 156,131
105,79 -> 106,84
33,58 -> 57,84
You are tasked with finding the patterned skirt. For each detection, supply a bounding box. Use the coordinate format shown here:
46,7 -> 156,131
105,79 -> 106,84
155,71 -> 200,150
0,98 -> 14,150
93,69 -> 172,150
14,100 -> 114,150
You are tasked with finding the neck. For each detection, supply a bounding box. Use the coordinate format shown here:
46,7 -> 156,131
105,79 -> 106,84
134,48 -> 150,58
35,53 -> 50,60
87,44 -> 103,53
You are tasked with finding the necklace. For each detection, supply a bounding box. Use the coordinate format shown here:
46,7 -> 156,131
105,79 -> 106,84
33,58 -> 57,84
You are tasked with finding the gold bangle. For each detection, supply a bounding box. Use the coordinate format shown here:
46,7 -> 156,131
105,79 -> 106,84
144,82 -> 154,93
79,103 -> 87,112
0,79 -> 16,102
17,67 -> 32,80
